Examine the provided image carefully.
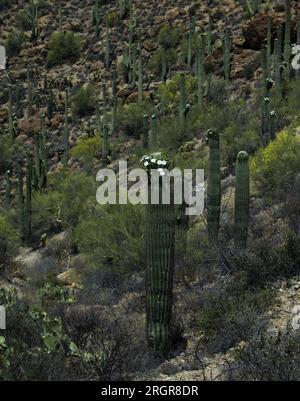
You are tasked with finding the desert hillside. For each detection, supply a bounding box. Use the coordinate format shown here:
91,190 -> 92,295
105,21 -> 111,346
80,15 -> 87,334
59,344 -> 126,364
1,0 -> 300,381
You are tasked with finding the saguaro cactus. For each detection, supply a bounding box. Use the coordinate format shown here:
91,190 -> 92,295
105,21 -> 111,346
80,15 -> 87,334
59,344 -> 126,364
8,84 -> 14,144
234,151 -> 250,248
5,169 -> 12,209
207,129 -> 221,243
17,162 -> 25,239
105,17 -> 110,70
63,90 -> 69,167
27,69 -> 33,117
143,153 -> 175,353
25,156 -> 33,241
179,73 -> 186,133
197,33 -> 207,110
142,114 -> 149,149
151,114 -> 158,150
284,0 -> 292,82
102,124 -> 110,162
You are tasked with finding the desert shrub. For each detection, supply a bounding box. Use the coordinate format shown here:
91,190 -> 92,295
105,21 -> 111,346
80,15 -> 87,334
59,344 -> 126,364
251,130 -> 300,197
16,11 -> 32,30
0,213 -> 20,265
71,85 -> 96,117
196,276 -> 273,354
227,330 -> 300,381
148,48 -> 177,77
32,172 -> 97,232
117,101 -> 150,139
70,136 -> 101,165
47,31 -> 82,66
0,0 -> 11,9
106,10 -> 119,26
158,25 -> 180,49
158,73 -> 197,110
74,204 -> 145,273
5,31 -> 27,57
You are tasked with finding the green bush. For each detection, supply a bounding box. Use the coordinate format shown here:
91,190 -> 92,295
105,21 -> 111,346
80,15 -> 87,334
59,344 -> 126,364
71,85 -> 96,117
0,213 -> 20,264
70,136 -> 101,165
32,171 -> 97,232
16,11 -> 32,31
5,31 -> 27,57
117,102 -> 150,139
74,204 -> 145,273
148,48 -> 177,78
47,31 -> 82,66
251,130 -> 300,197
158,25 -> 180,49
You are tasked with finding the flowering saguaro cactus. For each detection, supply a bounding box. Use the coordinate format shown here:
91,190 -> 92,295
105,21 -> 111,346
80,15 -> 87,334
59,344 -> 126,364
207,129 -> 221,243
142,152 -> 176,354
234,151 -> 250,248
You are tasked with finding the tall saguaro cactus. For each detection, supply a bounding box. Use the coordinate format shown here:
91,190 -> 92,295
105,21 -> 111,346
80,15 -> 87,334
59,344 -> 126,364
284,0 -> 292,82
151,114 -> 158,150
17,162 -> 25,239
207,129 -> 221,243
8,84 -> 14,144
63,90 -> 69,167
179,73 -> 186,133
25,156 -> 33,241
5,169 -> 12,209
144,153 -> 175,353
234,151 -> 250,248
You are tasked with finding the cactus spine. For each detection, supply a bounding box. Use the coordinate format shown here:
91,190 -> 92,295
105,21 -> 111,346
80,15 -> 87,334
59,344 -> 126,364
207,129 -> 221,243
145,153 -> 175,353
234,151 -> 250,248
